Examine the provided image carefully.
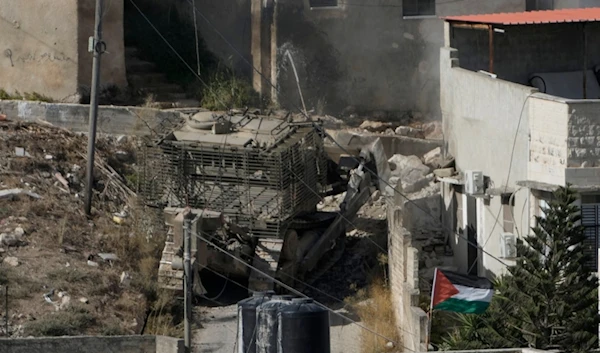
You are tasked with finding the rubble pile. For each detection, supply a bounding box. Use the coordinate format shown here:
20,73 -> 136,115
356,119 -> 443,140
0,120 -> 148,337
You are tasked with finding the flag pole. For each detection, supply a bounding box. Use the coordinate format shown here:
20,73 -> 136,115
425,267 -> 438,351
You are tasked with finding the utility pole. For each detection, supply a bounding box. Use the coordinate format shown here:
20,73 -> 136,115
183,213 -> 193,352
85,0 -> 105,215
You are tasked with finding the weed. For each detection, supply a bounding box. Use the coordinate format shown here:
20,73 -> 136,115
26,305 -> 96,336
101,319 -> 128,336
348,279 -> 400,353
201,68 -> 260,110
47,268 -> 88,284
0,89 -> 54,102
22,92 -> 54,103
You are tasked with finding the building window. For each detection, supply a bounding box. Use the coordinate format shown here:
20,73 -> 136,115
309,0 -> 338,7
526,0 -> 553,11
403,0 -> 435,17
581,201 -> 600,272
501,195 -> 514,233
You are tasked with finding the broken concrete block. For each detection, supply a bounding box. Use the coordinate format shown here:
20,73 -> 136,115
359,120 -> 396,133
423,147 -> 442,167
14,147 -> 26,157
394,126 -> 424,138
434,167 -> 455,178
98,253 -> 119,262
403,174 -> 434,194
3,256 -> 19,267
388,154 -> 431,178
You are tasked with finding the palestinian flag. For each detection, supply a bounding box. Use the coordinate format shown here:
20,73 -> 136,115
431,268 -> 494,314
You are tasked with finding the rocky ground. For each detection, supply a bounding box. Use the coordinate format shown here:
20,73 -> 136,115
0,119 -> 158,337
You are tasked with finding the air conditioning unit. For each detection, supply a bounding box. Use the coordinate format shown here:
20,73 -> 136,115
500,232 -> 517,259
464,170 -> 485,195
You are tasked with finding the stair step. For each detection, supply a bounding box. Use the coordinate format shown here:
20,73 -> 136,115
128,73 -> 168,87
126,59 -> 157,73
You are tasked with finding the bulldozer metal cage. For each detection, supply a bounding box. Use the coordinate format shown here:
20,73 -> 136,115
140,117 -> 328,239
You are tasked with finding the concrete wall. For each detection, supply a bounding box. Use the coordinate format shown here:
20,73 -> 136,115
0,335 -> 184,353
0,0 -> 79,101
450,22 -> 600,88
78,0 -> 127,92
387,203 -> 428,353
0,100 -> 184,135
528,94 -> 569,185
0,0 -> 126,102
440,47 -> 534,276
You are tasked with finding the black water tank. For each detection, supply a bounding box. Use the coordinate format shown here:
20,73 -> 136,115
256,295 -> 295,353
278,298 -> 330,353
237,291 -> 275,353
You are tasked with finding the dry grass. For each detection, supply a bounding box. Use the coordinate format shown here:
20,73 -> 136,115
348,279 -> 401,353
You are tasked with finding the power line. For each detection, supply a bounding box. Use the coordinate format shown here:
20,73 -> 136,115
181,0 -> 512,271
193,229 -> 413,351
466,94 -> 533,274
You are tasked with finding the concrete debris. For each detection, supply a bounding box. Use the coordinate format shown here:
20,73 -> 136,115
421,121 -> 443,140
388,154 -> 432,193
359,120 -> 397,133
78,297 -> 89,304
433,167 -> 455,178
395,126 -> 424,138
98,253 -> 119,262
0,188 -> 41,200
423,147 -> 442,167
87,260 -> 99,267
3,256 -> 19,267
14,147 -> 31,157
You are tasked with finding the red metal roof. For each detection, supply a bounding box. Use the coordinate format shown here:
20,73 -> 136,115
443,7 -> 600,25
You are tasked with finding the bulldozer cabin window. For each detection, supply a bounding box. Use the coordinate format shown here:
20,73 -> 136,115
310,0 -> 338,7
403,0 -> 435,17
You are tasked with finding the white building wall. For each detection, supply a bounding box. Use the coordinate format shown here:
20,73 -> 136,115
440,46 -> 536,277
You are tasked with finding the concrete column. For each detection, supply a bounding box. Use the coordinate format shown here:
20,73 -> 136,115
251,0 -> 275,99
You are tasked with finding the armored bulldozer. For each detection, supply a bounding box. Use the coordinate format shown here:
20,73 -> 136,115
141,110 -> 390,293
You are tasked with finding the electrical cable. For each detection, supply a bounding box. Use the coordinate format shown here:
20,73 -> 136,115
191,0 -> 201,76
170,0 -> 513,273
466,94 -> 533,274
131,0 -> 516,336
193,229 -> 413,351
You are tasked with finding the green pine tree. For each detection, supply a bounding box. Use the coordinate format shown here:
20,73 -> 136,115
442,186 -> 599,353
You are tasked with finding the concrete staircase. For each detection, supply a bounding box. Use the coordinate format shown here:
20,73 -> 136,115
125,46 -> 200,109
